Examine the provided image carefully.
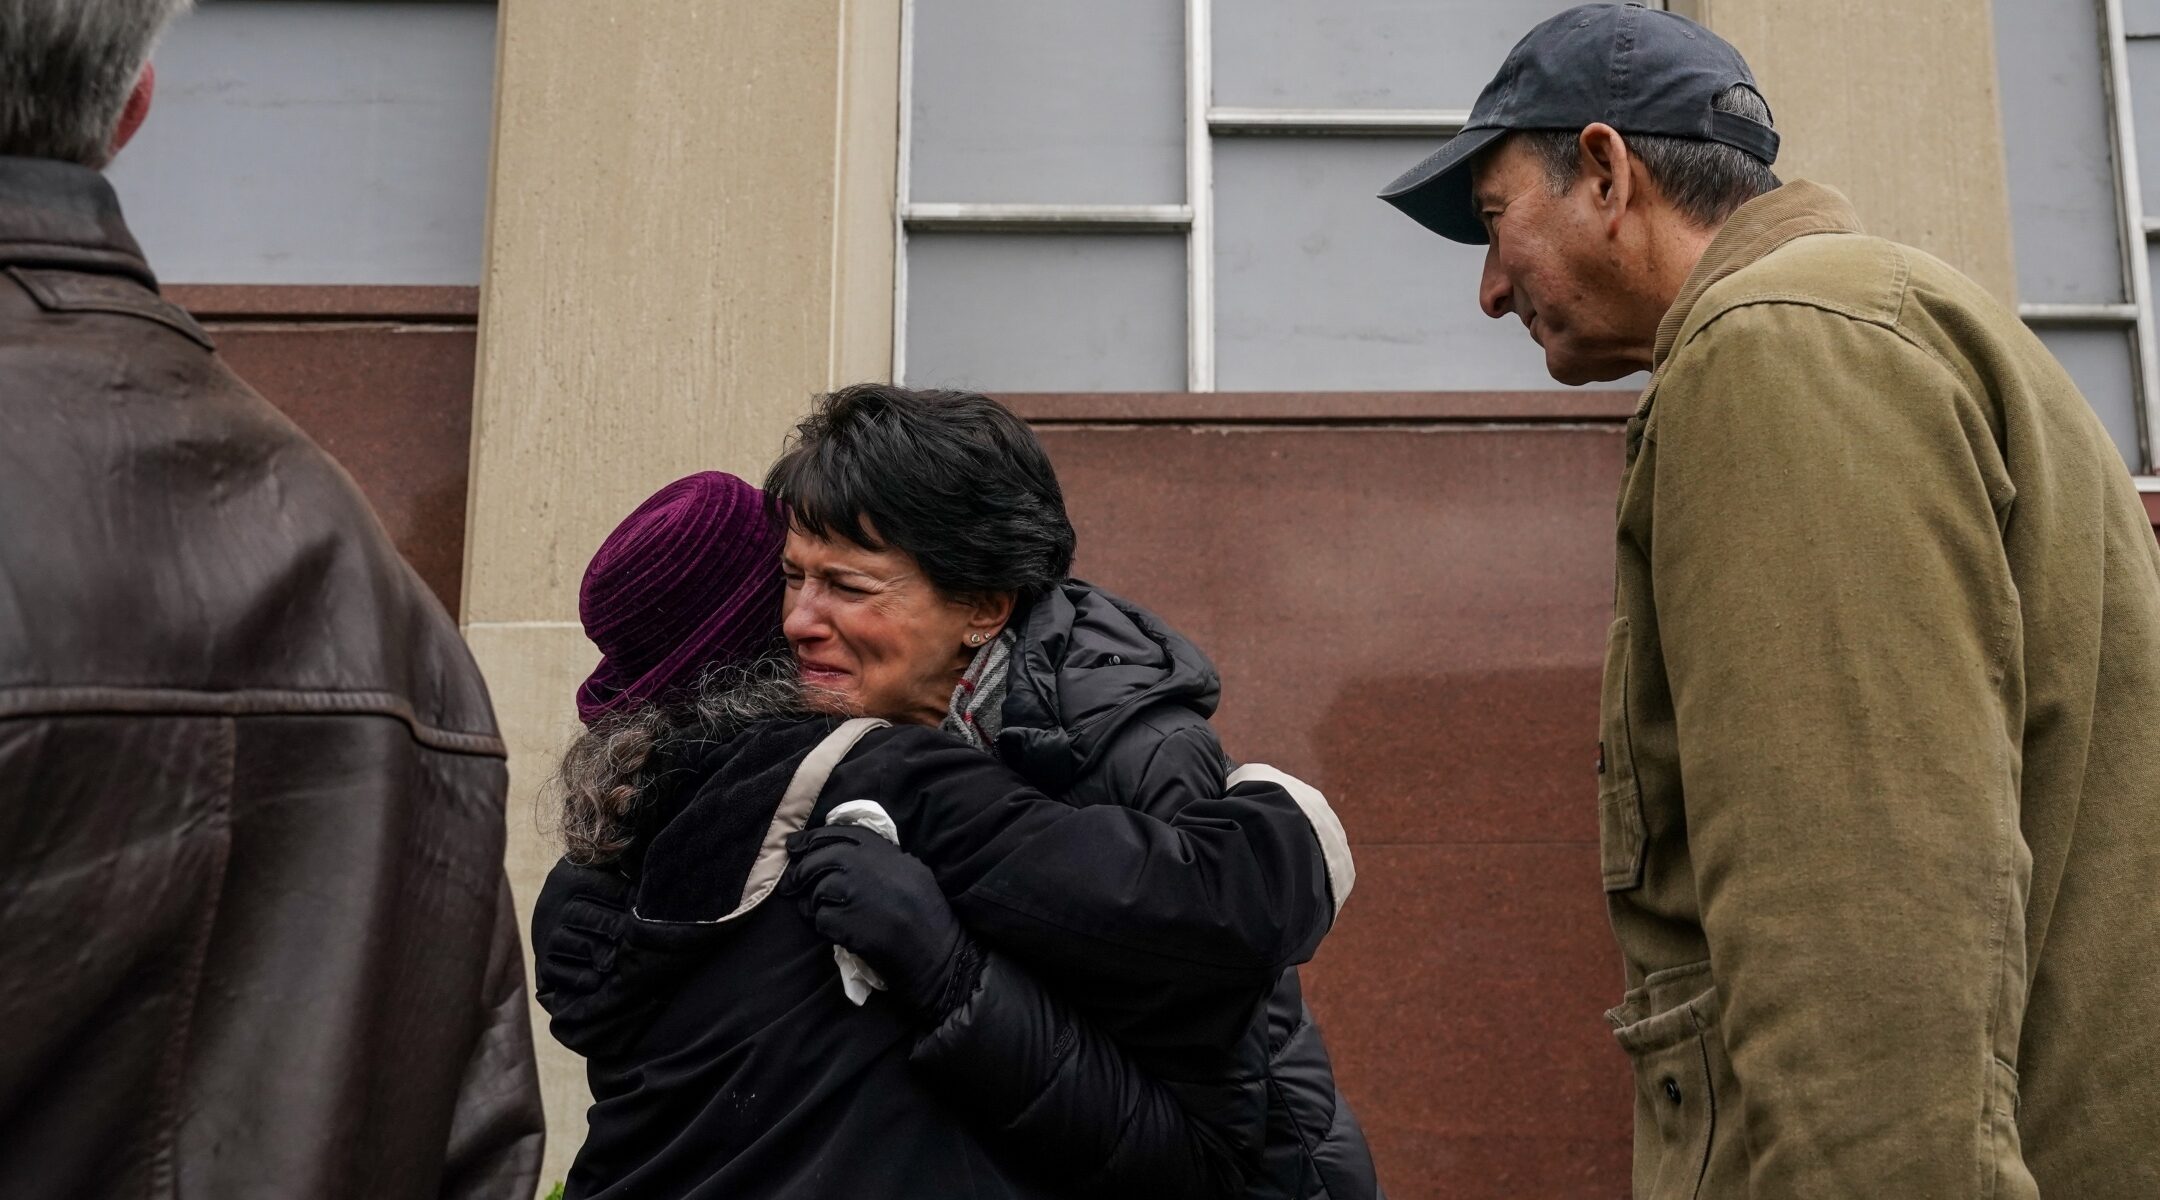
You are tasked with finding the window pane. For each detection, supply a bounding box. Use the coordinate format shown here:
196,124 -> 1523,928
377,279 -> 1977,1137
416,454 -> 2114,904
910,0 -> 1183,205
2130,36 -> 2160,214
1214,137 -> 1613,391
1994,0 -> 2126,303
2039,326 -> 2141,469
105,0 -> 495,285
905,233 -> 1186,392
1213,0 -> 1588,111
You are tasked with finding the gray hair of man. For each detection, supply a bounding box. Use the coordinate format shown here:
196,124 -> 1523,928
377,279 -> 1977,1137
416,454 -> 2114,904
0,0 -> 192,167
1511,83 -> 1782,230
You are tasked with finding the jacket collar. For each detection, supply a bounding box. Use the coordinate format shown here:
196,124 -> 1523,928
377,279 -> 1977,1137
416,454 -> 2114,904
998,581 -> 1220,796
0,155 -> 156,288
1650,180 -> 1863,372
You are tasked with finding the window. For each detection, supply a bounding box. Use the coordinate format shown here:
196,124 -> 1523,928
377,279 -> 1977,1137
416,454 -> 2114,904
894,0 -> 1647,394
106,0 -> 497,285
1996,0 -> 2157,471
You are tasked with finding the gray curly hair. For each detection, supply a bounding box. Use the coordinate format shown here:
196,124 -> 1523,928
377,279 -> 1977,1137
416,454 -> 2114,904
0,0 -> 192,166
553,655 -> 824,865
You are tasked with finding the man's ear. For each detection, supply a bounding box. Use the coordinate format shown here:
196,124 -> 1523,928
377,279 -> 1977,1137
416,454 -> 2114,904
1578,122 -> 1634,235
110,63 -> 155,159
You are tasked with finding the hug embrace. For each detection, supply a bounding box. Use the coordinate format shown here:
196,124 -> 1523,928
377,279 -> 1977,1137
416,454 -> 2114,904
533,384 -> 1382,1200
17,1 -> 2160,1194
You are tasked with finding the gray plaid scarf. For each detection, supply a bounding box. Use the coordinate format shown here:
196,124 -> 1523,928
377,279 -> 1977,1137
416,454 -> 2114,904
941,629 -> 1017,754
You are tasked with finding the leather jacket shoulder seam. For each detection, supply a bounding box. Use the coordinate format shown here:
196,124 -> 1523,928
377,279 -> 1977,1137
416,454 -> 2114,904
4,265 -> 211,349
0,685 -> 505,757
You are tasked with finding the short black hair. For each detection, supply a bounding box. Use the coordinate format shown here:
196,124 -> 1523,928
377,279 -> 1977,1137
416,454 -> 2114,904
764,383 -> 1076,602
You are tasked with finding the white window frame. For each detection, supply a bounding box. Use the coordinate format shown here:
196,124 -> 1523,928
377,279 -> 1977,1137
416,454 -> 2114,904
2023,0 -> 2160,481
890,0 -> 1662,393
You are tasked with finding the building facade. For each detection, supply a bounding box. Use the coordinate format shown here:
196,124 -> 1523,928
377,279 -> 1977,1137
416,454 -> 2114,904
112,1 -> 2160,1195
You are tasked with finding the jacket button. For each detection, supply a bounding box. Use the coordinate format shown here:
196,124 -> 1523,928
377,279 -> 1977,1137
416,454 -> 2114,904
1662,1078 -> 1683,1105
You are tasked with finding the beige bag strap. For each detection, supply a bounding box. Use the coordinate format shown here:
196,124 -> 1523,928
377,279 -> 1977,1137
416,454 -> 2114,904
728,716 -> 891,920
639,716 -> 891,925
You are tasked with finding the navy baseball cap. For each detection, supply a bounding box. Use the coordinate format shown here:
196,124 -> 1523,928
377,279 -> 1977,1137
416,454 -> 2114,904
1379,2 -> 1778,244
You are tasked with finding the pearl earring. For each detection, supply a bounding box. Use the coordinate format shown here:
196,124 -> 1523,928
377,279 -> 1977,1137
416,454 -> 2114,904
967,633 -> 986,646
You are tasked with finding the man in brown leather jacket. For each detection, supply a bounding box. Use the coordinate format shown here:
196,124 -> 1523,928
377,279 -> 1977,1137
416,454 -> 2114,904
0,3 -> 545,1196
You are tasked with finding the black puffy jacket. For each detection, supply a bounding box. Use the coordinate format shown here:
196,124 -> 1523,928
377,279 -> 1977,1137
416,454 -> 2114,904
992,582 -> 1384,1200
535,714 -> 1343,1199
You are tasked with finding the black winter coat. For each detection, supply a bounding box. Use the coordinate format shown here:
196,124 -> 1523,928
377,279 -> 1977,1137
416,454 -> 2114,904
534,714 -> 1342,1199
993,582 -> 1384,1200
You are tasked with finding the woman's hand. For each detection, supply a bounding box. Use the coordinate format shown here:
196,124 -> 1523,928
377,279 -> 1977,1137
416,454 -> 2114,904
782,826 -> 969,1015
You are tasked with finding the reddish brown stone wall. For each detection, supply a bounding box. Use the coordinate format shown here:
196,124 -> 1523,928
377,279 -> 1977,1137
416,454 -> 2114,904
1028,405 -> 2160,1197
171,285 -> 478,615
154,321 -> 1692,1192
1030,418 -> 1636,1198
136,308 -> 2157,1195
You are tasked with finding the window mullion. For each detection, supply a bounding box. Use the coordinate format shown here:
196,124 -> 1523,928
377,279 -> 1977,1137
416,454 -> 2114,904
1187,0 -> 1216,391
2101,0 -> 2160,469
891,0 -> 917,384
1208,108 -> 1469,137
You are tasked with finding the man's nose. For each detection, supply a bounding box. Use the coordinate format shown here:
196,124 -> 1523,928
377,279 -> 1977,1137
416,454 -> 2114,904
1479,251 -> 1513,320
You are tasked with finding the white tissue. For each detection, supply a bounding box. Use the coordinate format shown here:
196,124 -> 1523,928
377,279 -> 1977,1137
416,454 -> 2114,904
825,800 -> 900,1006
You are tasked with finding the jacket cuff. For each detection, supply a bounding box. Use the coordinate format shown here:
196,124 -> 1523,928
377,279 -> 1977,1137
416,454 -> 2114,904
924,934 -> 988,1028
1226,764 -> 1356,918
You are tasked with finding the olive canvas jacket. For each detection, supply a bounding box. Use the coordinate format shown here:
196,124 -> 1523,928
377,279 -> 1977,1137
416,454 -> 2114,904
1602,181 -> 2160,1198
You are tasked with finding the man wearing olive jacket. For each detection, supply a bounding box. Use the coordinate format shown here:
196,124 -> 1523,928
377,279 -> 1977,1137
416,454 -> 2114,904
1381,5 -> 2160,1197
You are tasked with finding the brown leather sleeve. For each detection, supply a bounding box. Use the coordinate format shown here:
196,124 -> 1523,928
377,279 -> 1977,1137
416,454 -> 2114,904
439,877 -> 547,1200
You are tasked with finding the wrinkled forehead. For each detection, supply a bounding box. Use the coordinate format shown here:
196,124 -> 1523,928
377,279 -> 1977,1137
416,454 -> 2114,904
783,519 -> 914,575
1468,132 -> 1540,208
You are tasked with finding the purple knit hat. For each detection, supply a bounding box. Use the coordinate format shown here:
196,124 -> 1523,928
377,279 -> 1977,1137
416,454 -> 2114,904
575,471 -> 786,725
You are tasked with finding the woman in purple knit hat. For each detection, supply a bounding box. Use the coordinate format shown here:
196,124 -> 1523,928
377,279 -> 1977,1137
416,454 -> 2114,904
532,470 -> 1347,1200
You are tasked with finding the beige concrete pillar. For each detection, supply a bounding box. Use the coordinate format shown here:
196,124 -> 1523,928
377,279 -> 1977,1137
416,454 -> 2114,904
1672,0 -> 2018,307
462,1 -> 899,1191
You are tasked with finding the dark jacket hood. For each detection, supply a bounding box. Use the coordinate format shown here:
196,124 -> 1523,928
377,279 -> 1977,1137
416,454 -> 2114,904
532,717 -> 837,1057
997,581 -> 1220,797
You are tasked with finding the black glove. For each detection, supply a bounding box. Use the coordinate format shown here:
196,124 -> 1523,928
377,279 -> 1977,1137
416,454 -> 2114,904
781,825 -> 970,1015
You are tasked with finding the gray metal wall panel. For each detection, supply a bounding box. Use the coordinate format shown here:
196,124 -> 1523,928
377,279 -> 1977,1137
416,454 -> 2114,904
1213,0 -> 1581,110
2129,37 -> 2160,213
2042,325 -> 2140,468
106,0 -> 495,286
904,232 -> 1186,391
1214,137 -> 1617,391
910,0 -> 1184,205
1993,0 -> 2126,304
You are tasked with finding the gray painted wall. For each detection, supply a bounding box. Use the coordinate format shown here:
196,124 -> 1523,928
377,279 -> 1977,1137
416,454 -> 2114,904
907,232 -> 1187,391
107,0 -> 496,286
911,0 -> 1184,206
